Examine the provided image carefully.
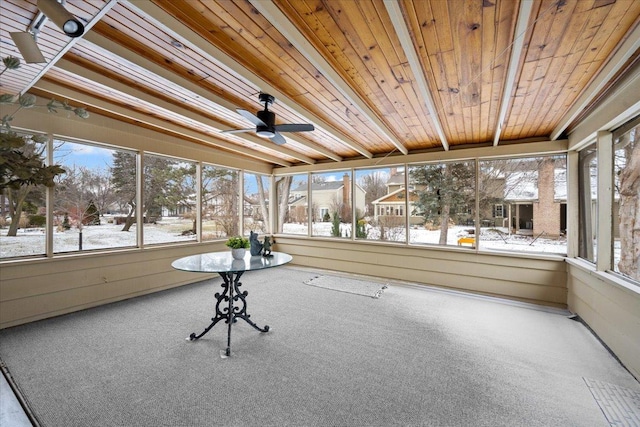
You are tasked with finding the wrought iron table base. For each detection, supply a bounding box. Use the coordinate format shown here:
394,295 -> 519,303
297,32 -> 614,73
189,271 -> 269,356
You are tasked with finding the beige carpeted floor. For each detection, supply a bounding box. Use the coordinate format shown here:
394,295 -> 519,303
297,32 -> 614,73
0,267 -> 638,427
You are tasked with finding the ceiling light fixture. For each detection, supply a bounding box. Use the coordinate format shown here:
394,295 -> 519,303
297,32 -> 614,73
256,129 -> 276,138
11,0 -> 85,64
37,0 -> 84,38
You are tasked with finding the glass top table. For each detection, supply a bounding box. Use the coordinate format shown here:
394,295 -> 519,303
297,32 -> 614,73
172,251 -> 292,357
172,251 -> 292,274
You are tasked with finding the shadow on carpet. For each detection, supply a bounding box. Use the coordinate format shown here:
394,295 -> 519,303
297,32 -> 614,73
303,274 -> 388,298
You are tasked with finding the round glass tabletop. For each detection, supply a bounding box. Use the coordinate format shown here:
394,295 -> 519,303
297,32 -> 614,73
171,251 -> 292,273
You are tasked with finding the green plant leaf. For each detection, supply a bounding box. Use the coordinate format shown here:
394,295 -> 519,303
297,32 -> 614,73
18,94 -> 37,108
74,108 -> 89,119
0,93 -> 16,103
2,56 -> 20,70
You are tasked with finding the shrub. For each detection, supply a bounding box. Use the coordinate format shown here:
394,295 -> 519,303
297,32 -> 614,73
28,214 -> 46,227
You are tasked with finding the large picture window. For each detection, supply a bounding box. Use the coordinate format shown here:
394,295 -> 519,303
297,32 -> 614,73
53,140 -> 137,253
311,170 -> 353,238
202,164 -> 239,240
277,173 -> 308,235
142,153 -> 197,245
355,166 -> 406,242
408,160 -> 475,246
477,156 -> 566,254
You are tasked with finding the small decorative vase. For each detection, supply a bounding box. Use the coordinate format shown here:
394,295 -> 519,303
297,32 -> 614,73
231,248 -> 246,260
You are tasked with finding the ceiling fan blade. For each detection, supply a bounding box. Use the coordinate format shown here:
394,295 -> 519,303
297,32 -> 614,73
10,32 -> 46,63
271,132 -> 287,145
221,128 -> 254,134
274,123 -> 315,133
237,109 -> 266,127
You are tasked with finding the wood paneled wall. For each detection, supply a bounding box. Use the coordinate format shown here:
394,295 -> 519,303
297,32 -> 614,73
0,243 -> 223,328
567,261 -> 640,381
0,238 -> 567,329
274,237 -> 567,307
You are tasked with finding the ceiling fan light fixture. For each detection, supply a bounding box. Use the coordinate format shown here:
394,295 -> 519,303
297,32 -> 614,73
256,129 -> 276,138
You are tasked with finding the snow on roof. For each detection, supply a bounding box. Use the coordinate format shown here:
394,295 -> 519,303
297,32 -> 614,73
504,169 -> 569,201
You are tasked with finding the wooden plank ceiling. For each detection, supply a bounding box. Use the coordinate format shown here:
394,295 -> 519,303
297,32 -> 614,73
1,0 -> 639,168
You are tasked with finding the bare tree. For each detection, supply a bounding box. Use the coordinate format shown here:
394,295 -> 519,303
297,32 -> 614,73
359,171 -> 387,216
253,174 -> 269,233
617,126 -> 639,279
54,166 -> 103,249
203,167 -> 239,237
276,175 -> 293,233
84,167 -> 116,217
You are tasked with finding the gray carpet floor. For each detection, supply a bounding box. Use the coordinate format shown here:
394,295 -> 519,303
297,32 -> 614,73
0,267 -> 638,427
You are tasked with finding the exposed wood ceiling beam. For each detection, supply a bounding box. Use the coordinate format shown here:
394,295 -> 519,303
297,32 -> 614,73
54,59 -> 317,165
33,79 -> 293,167
21,0 -> 117,95
130,0 -> 370,159
248,0 -> 408,155
551,18 -> 640,140
383,0 -> 449,151
493,0 -> 534,147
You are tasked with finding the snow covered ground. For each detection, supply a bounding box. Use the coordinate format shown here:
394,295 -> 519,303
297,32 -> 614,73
1,218 -> 621,264
290,223 -> 568,254
0,217 -> 196,258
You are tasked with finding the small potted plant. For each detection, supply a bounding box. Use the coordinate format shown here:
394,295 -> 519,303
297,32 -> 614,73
226,235 -> 250,260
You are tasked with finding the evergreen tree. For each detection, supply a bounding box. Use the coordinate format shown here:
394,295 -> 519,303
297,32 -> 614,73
410,162 -> 475,244
111,153 -> 172,230
1,132 -> 64,236
85,199 -> 100,225
111,151 -> 137,231
331,212 -> 341,237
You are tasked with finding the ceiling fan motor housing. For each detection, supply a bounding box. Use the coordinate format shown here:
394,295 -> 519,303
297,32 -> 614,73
257,109 -> 276,137
259,92 -> 275,106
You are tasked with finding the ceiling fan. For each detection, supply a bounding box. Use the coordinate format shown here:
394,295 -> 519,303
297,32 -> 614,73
221,93 -> 314,145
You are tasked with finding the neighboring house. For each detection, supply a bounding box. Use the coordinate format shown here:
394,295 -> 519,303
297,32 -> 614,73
289,173 -> 366,221
244,193 -> 269,220
161,193 -> 196,217
371,170 -> 423,225
371,187 -> 422,225
371,164 -> 573,237
501,163 -> 620,238
500,163 -> 561,236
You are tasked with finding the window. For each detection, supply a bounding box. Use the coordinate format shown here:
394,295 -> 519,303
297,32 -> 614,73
354,166 -> 406,242
578,145 -> 597,263
277,173 -> 308,235
494,204 -> 504,218
408,160 -> 475,246
53,140 -> 137,253
243,172 -> 269,235
478,155 -> 566,254
0,132 -> 48,258
613,121 -> 639,282
311,170 -> 352,238
202,164 -> 239,240
142,153 -> 197,245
